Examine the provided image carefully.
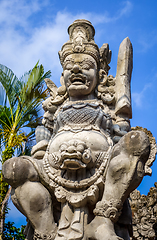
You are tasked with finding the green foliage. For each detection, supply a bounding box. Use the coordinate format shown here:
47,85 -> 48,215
2,147 -> 14,164
0,62 -> 51,235
0,171 -> 8,202
0,62 -> 51,153
3,222 -> 25,240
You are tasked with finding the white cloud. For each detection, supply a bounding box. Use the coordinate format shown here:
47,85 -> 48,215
94,1 -> 132,24
132,83 -> 152,107
132,92 -> 143,107
0,0 -> 45,29
0,0 -> 133,82
138,31 -> 157,52
68,1 -> 133,25
118,1 -> 133,18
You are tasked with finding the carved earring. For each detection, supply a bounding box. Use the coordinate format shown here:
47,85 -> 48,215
57,73 -> 67,95
99,69 -> 107,85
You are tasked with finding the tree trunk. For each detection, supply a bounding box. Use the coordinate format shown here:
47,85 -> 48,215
0,147 -> 14,238
0,186 -> 12,237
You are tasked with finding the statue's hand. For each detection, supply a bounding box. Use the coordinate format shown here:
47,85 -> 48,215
31,139 -> 48,159
112,124 -> 127,143
31,126 -> 51,159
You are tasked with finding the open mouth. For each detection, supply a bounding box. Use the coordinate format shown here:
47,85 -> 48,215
72,78 -> 85,85
61,152 -> 82,160
69,74 -> 86,85
60,159 -> 86,170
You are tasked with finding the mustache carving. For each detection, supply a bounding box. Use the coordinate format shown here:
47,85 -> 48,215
60,149 -> 92,170
58,140 -> 92,170
69,73 -> 87,83
61,152 -> 82,161
60,159 -> 87,170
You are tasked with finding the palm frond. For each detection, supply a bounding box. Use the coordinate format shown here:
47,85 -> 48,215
0,61 -> 51,156
0,65 -> 21,109
19,62 -> 51,105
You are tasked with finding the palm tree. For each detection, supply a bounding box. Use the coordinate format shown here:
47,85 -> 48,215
0,62 -> 51,237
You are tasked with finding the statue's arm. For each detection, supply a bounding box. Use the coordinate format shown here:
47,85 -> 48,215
31,125 -> 52,159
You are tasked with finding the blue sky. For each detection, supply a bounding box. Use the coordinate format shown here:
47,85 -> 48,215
0,0 -> 157,228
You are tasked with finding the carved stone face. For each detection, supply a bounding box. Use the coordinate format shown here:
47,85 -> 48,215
59,139 -> 92,170
48,131 -> 110,170
63,54 -> 98,98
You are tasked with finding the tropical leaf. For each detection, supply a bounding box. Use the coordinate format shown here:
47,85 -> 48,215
0,61 -> 51,235
0,61 -> 51,153
0,65 -> 21,109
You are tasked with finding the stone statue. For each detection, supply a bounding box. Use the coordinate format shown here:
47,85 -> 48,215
2,20 -> 156,240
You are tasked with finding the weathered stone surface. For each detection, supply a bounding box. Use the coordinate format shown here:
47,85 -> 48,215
2,19 -> 156,240
115,37 -> 133,118
130,183 -> 157,240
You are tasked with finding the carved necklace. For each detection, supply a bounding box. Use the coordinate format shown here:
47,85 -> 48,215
42,99 -> 113,206
43,141 -> 113,206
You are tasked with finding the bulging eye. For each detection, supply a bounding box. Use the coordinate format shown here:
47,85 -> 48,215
82,64 -> 90,70
64,63 -> 73,70
60,144 -> 67,152
77,144 -> 85,153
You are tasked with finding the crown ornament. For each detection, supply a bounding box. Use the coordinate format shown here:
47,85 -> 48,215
59,19 -> 112,74
59,20 -> 100,65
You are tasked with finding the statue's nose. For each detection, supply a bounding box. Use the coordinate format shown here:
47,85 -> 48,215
67,146 -> 76,153
72,64 -> 81,74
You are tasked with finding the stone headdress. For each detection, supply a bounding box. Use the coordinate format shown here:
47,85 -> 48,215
59,19 -> 111,74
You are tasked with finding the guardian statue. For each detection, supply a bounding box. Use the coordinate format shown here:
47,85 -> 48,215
2,20 -> 155,240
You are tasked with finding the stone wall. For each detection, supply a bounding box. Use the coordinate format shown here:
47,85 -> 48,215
130,183 -> 157,240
